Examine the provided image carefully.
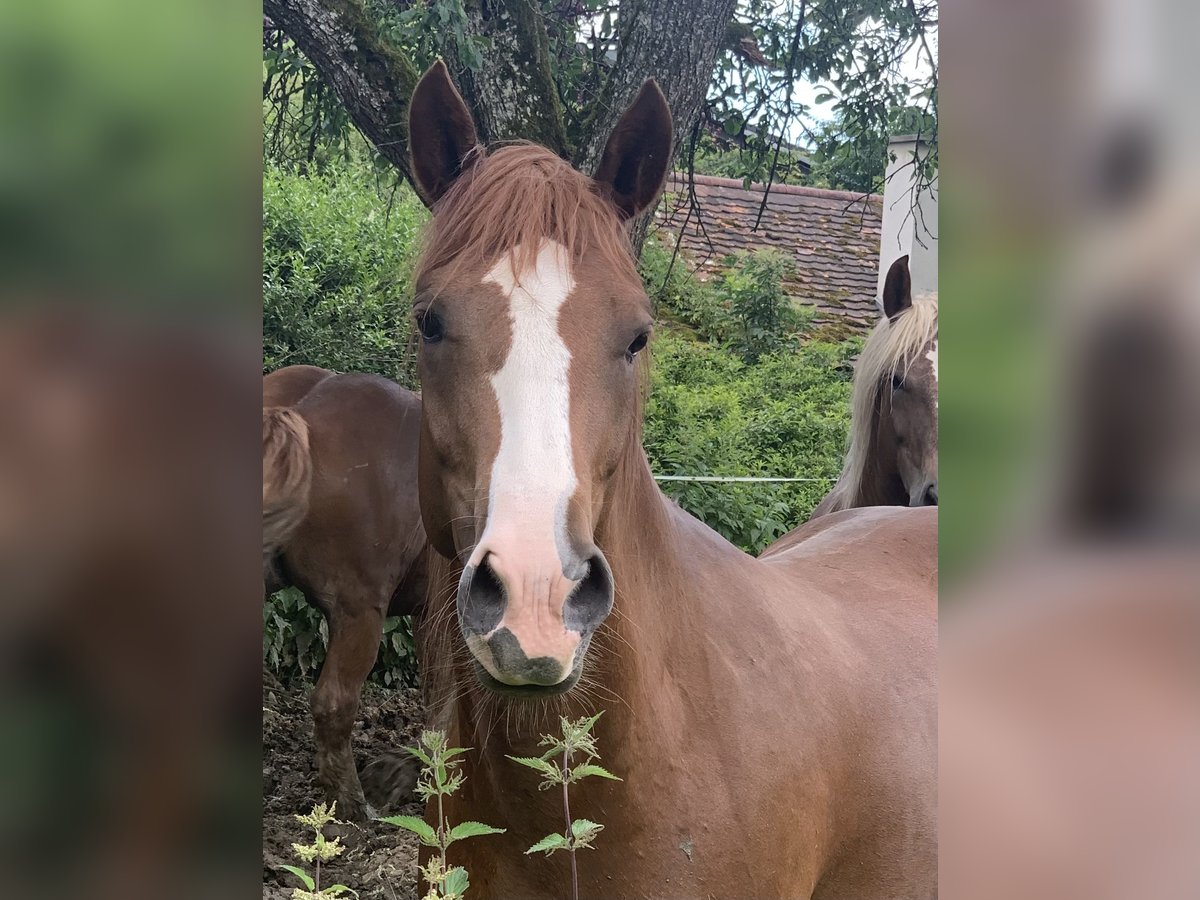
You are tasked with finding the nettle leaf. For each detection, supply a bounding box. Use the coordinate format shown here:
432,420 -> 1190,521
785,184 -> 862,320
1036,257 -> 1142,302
278,864 -> 315,891
507,755 -> 560,779
571,818 -> 605,847
405,745 -> 434,768
443,867 -> 469,896
448,821 -> 506,843
569,764 -> 622,783
525,832 -> 568,855
377,814 -> 438,846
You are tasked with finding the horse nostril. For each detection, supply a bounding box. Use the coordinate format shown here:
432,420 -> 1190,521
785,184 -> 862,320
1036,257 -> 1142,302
923,484 -> 938,506
458,554 -> 506,634
563,553 -> 614,636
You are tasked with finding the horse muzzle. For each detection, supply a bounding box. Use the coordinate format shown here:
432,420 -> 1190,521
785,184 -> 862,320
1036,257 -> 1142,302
457,546 -> 614,691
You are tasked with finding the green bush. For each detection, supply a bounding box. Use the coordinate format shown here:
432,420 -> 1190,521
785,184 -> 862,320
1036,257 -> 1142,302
639,232 -> 730,340
713,248 -> 811,362
644,332 -> 858,552
264,587 -> 417,687
263,164 -> 427,385
640,239 -> 812,363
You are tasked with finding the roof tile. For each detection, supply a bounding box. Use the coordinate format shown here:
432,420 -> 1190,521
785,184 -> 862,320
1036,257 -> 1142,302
654,173 -> 883,331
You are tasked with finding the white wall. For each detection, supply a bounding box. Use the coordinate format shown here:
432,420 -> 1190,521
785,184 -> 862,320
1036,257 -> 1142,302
877,135 -> 938,306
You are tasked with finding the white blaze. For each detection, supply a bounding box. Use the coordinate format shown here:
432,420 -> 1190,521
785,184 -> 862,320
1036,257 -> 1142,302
476,240 -> 577,570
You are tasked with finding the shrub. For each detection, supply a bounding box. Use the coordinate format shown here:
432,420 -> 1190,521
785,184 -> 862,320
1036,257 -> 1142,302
263,587 -> 418,687
263,164 -> 427,385
639,232 -> 730,340
640,239 -> 813,363
713,248 -> 811,362
644,332 -> 859,552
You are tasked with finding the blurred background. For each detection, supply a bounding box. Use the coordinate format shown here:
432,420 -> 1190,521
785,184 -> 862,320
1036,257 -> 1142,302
941,0 -> 1200,897
0,1 -> 261,898
0,0 -> 1197,897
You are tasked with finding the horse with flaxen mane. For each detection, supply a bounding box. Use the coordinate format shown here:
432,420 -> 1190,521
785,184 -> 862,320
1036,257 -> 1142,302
263,365 -> 427,822
407,61 -> 936,899
810,254 -> 938,519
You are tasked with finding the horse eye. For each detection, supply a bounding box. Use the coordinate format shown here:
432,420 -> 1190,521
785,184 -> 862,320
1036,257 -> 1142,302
625,331 -> 649,361
891,373 -> 905,391
417,310 -> 444,344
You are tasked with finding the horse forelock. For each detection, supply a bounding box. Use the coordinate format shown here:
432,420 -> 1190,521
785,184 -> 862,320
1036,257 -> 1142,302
824,294 -> 939,513
414,143 -> 640,291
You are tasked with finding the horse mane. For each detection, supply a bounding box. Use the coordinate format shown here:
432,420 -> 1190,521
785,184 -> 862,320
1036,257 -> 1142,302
822,293 -> 939,513
414,143 -> 640,287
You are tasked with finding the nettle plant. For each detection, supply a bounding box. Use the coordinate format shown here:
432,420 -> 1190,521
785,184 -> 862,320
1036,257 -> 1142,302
280,802 -> 358,900
508,713 -> 622,900
381,731 -> 505,900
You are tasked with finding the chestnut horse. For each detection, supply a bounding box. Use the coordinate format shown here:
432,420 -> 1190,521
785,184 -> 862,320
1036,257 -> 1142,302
810,255 -> 938,518
406,61 -> 937,899
263,366 -> 427,822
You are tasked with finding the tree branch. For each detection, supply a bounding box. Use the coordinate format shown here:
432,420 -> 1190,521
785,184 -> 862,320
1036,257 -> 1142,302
264,0 -> 419,180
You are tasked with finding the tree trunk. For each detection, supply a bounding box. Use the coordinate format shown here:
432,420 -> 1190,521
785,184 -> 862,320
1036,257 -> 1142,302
574,0 -> 738,251
574,0 -> 738,175
263,0 -> 419,179
452,1 -> 570,155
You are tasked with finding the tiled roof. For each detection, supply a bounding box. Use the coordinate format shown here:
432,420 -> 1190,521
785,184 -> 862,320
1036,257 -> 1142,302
654,173 -> 884,332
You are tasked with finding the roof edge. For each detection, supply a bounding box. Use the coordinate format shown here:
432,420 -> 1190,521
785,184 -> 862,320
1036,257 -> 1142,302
667,172 -> 883,204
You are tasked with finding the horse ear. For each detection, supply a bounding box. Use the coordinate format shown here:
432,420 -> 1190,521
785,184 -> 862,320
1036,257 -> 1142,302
881,255 -> 913,321
594,80 -> 673,220
409,60 -> 480,206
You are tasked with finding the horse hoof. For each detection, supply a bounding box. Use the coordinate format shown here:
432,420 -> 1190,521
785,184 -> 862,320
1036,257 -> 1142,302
325,795 -> 372,826
324,816 -> 368,846
360,751 -> 421,813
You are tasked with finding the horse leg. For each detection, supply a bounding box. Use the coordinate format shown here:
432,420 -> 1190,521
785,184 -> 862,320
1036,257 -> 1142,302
310,597 -> 385,824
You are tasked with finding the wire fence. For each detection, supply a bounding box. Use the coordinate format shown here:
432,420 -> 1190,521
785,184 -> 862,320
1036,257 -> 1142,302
652,474 -> 832,483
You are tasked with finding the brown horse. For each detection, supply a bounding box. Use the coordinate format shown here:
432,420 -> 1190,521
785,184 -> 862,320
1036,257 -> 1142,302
406,61 -> 937,899
263,365 -> 427,822
811,255 -> 938,518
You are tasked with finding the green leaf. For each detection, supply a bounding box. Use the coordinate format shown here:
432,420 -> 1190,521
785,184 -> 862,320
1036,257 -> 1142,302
571,818 -> 605,846
569,764 -> 621,783
377,814 -> 438,846
448,820 -> 506,843
507,755 -> 560,778
278,864 -> 315,891
443,867 -> 469,896
405,745 -> 434,768
323,886 -> 359,898
525,832 -> 568,855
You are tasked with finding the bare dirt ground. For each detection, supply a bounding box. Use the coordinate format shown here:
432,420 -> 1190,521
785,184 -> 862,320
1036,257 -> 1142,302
262,671 -> 425,899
